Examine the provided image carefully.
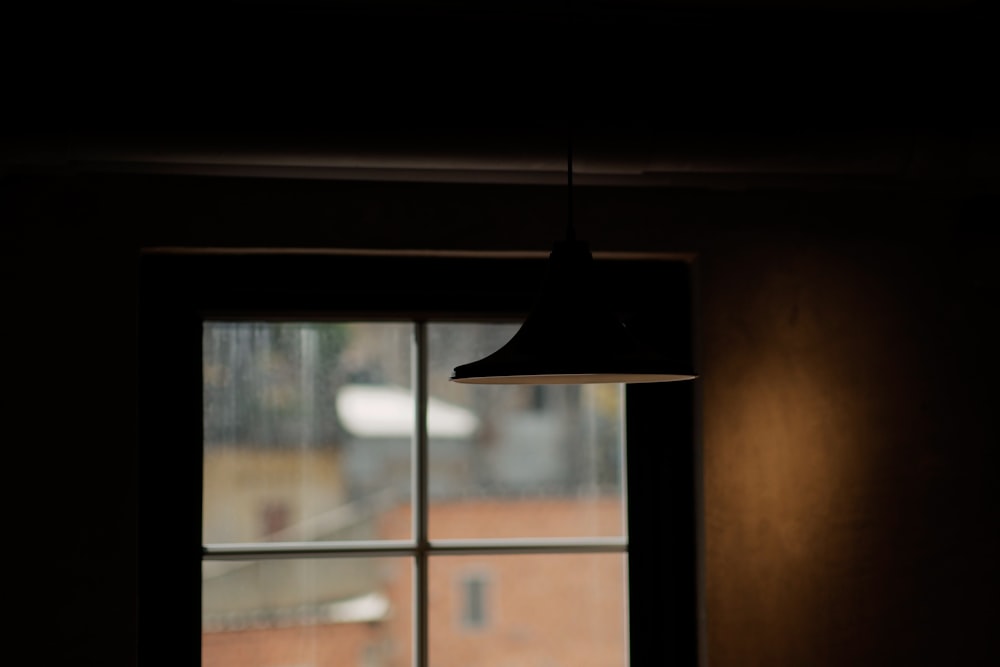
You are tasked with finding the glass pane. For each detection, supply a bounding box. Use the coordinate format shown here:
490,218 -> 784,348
426,323 -> 626,539
203,322 -> 413,543
429,553 -> 628,667
202,557 -> 411,667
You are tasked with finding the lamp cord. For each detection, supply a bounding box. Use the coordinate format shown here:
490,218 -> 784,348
566,129 -> 575,242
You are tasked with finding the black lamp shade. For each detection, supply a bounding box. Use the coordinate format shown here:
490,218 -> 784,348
450,239 -> 697,384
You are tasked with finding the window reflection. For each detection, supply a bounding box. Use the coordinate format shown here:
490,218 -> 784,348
430,554 -> 628,667
428,323 -> 626,540
202,322 -> 413,544
202,557 -> 410,667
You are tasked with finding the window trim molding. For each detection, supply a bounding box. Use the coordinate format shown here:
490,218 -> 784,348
137,248 -> 700,666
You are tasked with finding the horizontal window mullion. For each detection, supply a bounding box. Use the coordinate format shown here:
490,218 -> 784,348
429,537 -> 628,555
202,537 -> 628,561
202,540 -> 417,560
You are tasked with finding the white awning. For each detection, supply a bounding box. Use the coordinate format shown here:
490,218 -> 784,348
322,592 -> 390,623
336,384 -> 479,438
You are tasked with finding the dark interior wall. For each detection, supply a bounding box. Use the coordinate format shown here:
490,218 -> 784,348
3,170 -> 997,665
539,183 -> 999,664
695,196 -> 999,665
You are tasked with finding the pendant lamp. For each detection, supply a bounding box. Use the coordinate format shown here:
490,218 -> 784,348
450,138 -> 698,385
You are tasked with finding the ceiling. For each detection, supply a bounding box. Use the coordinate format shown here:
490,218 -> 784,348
3,1 -> 996,193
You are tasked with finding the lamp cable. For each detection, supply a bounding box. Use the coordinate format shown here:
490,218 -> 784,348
566,128 -> 576,242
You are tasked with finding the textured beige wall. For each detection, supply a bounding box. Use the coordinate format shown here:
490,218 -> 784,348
696,215 -> 998,665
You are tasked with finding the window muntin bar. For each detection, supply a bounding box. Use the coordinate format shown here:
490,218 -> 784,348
203,537 -> 628,560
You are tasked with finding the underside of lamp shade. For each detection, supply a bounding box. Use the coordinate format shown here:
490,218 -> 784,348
450,239 -> 697,384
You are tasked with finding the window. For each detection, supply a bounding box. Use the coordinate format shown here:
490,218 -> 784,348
459,572 -> 490,630
138,250 -> 699,667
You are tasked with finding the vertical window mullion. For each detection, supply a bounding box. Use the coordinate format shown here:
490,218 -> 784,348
413,321 -> 429,667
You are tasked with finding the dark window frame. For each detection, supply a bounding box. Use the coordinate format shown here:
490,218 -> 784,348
137,248 -> 700,666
